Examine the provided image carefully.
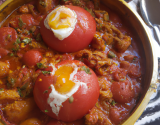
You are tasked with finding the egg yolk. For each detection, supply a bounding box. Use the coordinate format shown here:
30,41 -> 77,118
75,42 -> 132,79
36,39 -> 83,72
48,7 -> 73,30
54,65 -> 75,94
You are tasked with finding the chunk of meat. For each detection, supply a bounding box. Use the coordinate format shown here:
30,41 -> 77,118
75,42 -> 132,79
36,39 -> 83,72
0,61 -> 9,78
18,5 -> 29,13
114,36 -> 131,52
99,90 -> 112,101
124,55 -> 135,62
98,76 -> 111,90
102,33 -> 114,45
120,61 -> 130,69
113,68 -> 127,82
0,110 -> 15,125
0,89 -> 20,103
91,32 -> 106,51
3,98 -> 37,124
85,107 -> 112,125
37,0 -> 55,14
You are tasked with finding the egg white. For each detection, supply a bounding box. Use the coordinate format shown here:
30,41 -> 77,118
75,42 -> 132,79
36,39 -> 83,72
44,6 -> 77,40
48,63 -> 88,116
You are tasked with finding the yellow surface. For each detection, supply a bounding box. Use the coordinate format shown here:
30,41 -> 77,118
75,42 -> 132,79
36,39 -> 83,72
54,66 -> 75,94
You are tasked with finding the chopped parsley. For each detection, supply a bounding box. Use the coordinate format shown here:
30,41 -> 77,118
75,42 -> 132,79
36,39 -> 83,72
29,29 -> 33,34
43,90 -> 48,94
22,38 -> 32,45
133,57 -> 136,61
18,18 -> 26,28
17,89 -> 23,97
16,38 -> 21,44
81,66 -> 92,75
111,100 -> 116,106
12,46 -> 19,52
69,96 -> 74,103
42,71 -> 51,75
44,109 -> 49,112
48,86 -> 51,89
108,51 -> 116,58
37,63 -> 46,69
104,13 -> 109,21
10,78 -> 15,84
7,34 -> 11,39
10,53 -> 14,56
36,33 -> 42,41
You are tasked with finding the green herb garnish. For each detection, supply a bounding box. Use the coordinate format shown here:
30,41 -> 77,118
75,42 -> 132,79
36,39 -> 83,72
36,33 -> 42,41
81,66 -> 92,75
10,78 -> 15,84
10,53 -> 14,56
42,71 -> 51,75
44,109 -> 49,112
108,51 -> 116,58
133,57 -> 136,61
111,100 -> 116,106
37,63 -> 46,69
17,89 -> 23,97
43,90 -> 48,94
12,46 -> 19,52
22,38 -> 32,45
69,96 -> 74,103
16,38 -> 21,44
18,18 -> 26,28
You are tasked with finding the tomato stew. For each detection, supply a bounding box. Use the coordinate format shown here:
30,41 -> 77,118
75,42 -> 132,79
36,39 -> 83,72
0,0 -> 144,125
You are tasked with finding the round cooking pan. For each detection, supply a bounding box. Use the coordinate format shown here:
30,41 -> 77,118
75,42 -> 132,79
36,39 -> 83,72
0,0 -> 158,124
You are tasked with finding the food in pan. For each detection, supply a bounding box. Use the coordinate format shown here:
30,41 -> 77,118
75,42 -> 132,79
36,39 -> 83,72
0,0 -> 143,124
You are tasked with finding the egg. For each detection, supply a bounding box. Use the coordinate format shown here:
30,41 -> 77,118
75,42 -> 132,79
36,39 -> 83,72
44,6 -> 77,40
40,5 -> 96,52
34,60 -> 99,122
47,63 -> 87,116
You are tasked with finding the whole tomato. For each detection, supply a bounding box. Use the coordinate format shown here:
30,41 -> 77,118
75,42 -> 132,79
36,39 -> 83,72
33,60 -> 99,122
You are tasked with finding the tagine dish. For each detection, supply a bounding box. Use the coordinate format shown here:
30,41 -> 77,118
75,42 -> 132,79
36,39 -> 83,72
0,0 -> 147,125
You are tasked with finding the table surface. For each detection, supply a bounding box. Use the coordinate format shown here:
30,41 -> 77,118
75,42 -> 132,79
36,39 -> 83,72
0,0 -> 159,125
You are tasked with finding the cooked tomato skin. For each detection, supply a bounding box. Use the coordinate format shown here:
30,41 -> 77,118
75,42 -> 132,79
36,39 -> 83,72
0,27 -> 17,48
33,60 -> 99,122
22,49 -> 42,67
111,80 -> 135,103
40,5 -> 96,52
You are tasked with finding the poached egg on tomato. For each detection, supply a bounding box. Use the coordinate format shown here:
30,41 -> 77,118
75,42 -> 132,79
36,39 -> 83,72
40,5 -> 96,52
48,63 -> 88,116
44,6 -> 77,40
33,60 -> 99,122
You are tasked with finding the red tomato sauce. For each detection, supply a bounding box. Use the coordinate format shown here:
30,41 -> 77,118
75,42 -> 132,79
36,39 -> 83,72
0,0 -> 144,125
